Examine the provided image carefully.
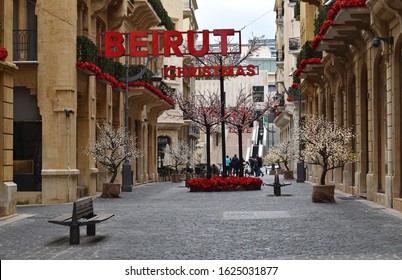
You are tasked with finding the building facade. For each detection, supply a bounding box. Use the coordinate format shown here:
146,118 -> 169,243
278,0 -> 402,212
274,0 -> 301,172
0,0 -> 198,216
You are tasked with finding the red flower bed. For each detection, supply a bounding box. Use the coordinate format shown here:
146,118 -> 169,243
187,176 -> 262,192
0,48 -> 8,61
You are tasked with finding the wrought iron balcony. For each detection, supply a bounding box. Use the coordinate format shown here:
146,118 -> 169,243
289,37 -> 300,52
13,29 -> 37,61
189,124 -> 200,138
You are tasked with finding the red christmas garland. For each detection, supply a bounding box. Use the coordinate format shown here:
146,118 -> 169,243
76,61 -> 174,106
310,0 -> 367,51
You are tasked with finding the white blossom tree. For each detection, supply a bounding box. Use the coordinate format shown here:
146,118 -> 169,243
163,140 -> 192,173
264,146 -> 281,167
275,138 -> 296,171
85,122 -> 142,183
299,115 -> 357,185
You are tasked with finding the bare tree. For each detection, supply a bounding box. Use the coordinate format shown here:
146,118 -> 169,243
173,91 -> 222,178
163,140 -> 191,174
85,122 -> 142,183
226,90 -> 274,176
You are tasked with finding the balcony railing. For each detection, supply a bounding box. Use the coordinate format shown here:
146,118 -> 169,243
189,124 -> 200,138
13,30 -> 38,61
289,37 -> 300,51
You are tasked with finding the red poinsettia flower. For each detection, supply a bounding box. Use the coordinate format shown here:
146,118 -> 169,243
187,176 -> 262,192
0,48 -> 8,61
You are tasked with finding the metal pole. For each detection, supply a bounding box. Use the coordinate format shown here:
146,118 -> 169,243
220,57 -> 227,177
296,91 -> 305,182
122,57 -> 133,191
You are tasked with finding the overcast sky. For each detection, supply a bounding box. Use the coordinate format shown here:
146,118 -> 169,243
194,0 -> 277,43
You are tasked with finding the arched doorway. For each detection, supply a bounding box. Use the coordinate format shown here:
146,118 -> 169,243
13,87 -> 42,191
157,136 -> 171,168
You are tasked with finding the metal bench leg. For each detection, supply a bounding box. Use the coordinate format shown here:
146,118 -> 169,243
274,186 -> 281,196
70,226 -> 80,245
87,224 -> 96,236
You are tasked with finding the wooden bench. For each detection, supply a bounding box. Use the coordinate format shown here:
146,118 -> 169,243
48,197 -> 114,244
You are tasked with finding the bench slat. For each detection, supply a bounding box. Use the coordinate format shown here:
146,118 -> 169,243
78,214 -> 115,225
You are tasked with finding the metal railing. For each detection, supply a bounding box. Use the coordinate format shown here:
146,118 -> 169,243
13,29 -> 37,61
189,124 -> 200,137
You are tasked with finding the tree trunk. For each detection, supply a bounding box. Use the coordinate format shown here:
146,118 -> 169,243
320,167 -> 328,185
238,127 -> 244,177
110,169 -> 118,183
206,126 -> 212,179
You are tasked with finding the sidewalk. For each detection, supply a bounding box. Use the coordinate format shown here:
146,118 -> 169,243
1,175 -> 402,260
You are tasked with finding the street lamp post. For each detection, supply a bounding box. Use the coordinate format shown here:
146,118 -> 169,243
121,56 -> 161,192
296,90 -> 305,183
219,57 -> 227,177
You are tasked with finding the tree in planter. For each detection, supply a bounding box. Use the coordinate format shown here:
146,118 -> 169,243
298,115 -> 357,202
85,122 -> 142,196
277,138 -> 295,171
163,140 -> 191,174
263,147 -> 281,174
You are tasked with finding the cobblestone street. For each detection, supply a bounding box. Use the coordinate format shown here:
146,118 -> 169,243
1,175 -> 402,260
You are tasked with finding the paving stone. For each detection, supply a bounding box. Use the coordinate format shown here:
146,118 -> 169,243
1,175 -> 402,259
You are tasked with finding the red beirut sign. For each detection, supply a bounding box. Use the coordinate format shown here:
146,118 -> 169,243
228,127 -> 252,133
100,29 -> 241,57
163,65 -> 259,79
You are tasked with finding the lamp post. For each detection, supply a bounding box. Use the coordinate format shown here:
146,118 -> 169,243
276,81 -> 305,182
121,56 -> 161,192
219,57 -> 227,177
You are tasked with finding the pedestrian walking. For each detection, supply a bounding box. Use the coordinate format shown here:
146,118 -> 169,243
225,155 -> 232,175
231,154 -> 239,176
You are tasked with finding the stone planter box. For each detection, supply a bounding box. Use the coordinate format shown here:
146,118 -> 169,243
101,183 -> 121,198
312,185 -> 335,203
171,174 -> 182,183
283,170 -> 294,180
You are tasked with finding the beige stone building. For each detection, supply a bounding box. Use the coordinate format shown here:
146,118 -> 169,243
0,0 -> 198,217
274,0 -> 301,172
277,0 -> 402,212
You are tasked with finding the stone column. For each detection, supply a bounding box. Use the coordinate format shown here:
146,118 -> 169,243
36,2 -> 79,204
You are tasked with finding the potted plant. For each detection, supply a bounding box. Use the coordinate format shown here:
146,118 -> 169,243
264,147 -> 281,175
85,122 -> 141,197
299,115 -> 357,202
163,140 -> 191,183
276,138 -> 296,180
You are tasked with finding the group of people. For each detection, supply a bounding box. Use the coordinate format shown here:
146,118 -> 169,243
225,154 -> 241,176
209,154 -> 265,177
244,156 -> 264,177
